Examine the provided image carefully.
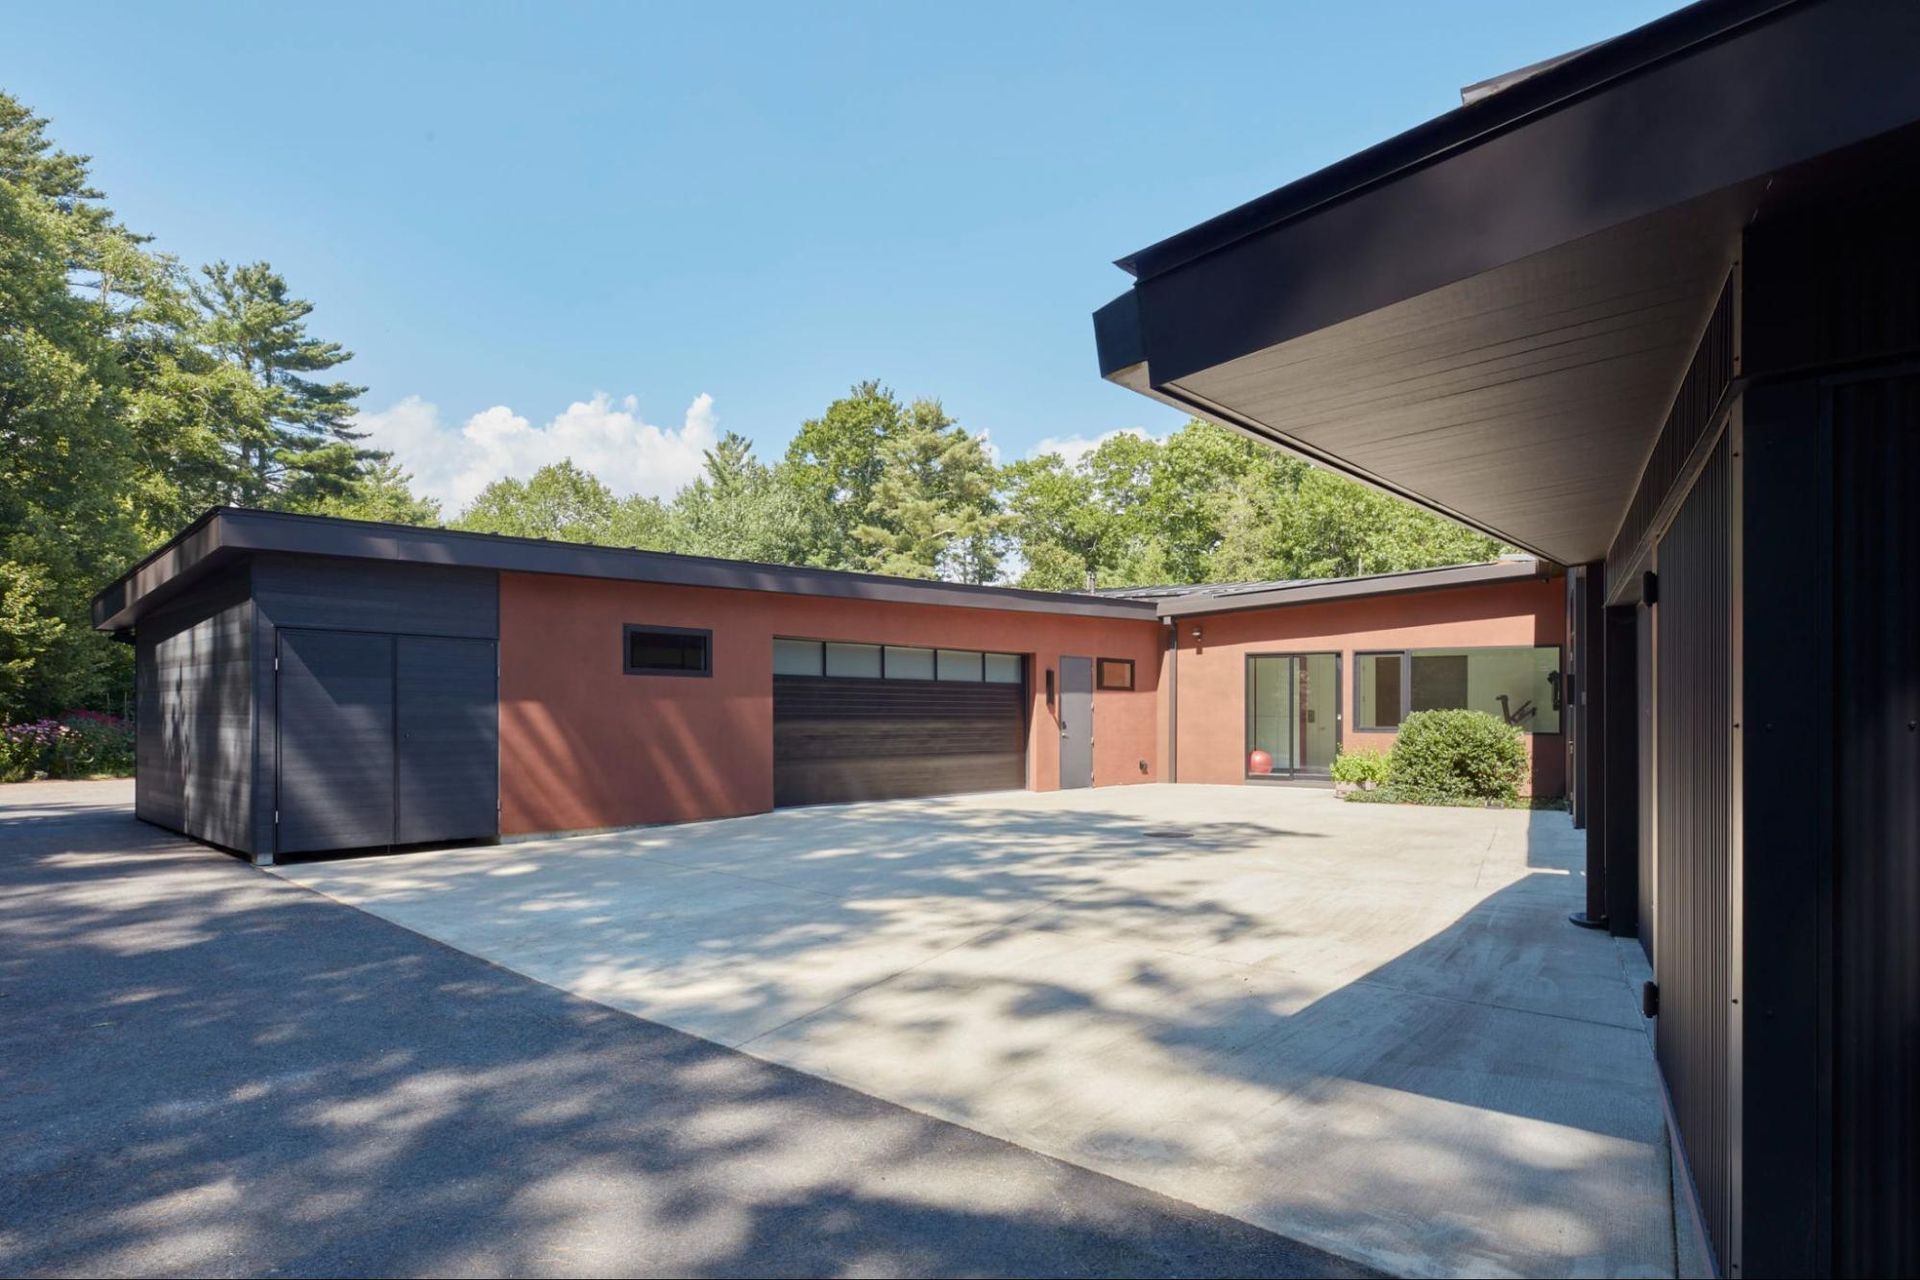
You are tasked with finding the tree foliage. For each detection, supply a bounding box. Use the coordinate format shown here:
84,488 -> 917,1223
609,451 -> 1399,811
0,91 -> 431,720
2,89 -> 1513,725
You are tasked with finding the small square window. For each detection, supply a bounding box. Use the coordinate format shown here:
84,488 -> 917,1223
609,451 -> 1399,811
1096,658 -> 1135,691
625,625 -> 711,676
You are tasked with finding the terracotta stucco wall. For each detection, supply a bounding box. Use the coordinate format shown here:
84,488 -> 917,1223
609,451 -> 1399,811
1168,577 -> 1567,796
498,572 -> 1165,834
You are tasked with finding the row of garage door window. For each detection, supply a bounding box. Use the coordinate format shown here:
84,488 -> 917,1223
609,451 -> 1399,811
622,627 -> 1144,692
775,638 -> 1023,683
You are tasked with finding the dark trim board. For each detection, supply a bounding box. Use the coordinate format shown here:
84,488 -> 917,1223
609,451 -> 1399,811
94,507 -> 1158,633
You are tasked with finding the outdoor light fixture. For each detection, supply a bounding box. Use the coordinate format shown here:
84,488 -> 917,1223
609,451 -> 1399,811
1045,668 -> 1055,708
1191,625 -> 1203,641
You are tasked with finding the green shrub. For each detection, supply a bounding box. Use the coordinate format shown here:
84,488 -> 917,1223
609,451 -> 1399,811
1385,708 -> 1527,802
1330,745 -> 1392,787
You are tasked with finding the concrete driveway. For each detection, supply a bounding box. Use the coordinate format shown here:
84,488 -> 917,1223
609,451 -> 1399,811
2,780 -> 1365,1279
276,785 -> 1673,1279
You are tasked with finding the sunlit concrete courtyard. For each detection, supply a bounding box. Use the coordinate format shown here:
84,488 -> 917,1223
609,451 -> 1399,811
276,784 -> 1673,1278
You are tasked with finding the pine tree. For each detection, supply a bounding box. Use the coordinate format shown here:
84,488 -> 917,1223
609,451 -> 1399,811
193,261 -> 369,507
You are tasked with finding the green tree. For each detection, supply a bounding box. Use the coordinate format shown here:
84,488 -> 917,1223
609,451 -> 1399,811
852,401 -> 1006,581
453,460 -> 619,542
193,260 -> 369,507
782,380 -> 902,568
0,115 -> 144,718
669,432 -> 812,562
312,459 -> 442,526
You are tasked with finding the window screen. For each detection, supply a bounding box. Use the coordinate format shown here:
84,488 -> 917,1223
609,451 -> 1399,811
625,626 -> 711,676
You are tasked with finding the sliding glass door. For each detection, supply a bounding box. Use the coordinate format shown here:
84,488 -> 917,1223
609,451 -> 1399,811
1245,652 -> 1341,780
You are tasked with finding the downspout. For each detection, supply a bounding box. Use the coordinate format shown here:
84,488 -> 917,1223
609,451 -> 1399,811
1164,616 -> 1178,783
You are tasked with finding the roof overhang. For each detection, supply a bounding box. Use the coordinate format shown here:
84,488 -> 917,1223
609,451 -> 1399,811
1097,0 -> 1920,564
91,508 -> 1161,632
1153,557 -> 1556,619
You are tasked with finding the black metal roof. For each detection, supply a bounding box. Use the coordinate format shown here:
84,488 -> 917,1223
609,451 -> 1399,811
1096,557 -> 1553,617
1114,0 -> 1796,282
90,508 -> 1160,632
1095,0 -> 1920,565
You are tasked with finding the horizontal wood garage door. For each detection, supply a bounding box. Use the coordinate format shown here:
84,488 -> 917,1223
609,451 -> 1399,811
773,675 -> 1026,806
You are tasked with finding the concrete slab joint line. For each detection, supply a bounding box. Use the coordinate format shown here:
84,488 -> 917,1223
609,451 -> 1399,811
264,782 -> 1675,1280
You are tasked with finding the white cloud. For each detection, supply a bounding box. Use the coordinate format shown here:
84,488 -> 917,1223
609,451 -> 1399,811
1026,426 -> 1162,466
353,392 -> 720,512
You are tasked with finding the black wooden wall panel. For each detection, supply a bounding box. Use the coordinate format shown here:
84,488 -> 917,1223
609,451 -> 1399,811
396,635 -> 499,845
275,629 -> 396,854
1607,272 -> 1735,589
1654,433 -> 1733,1271
1738,378 -> 1828,1279
773,676 -> 1025,806
250,555 -> 497,854
135,562 -> 254,853
1829,372 -> 1919,1278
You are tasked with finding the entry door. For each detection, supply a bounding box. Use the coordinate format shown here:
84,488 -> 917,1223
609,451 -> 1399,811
277,629 -> 498,855
277,629 -> 396,854
396,636 -> 498,844
1058,655 -> 1093,789
1246,653 -> 1341,779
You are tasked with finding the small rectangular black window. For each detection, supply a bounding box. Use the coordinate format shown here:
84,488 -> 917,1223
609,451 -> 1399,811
1096,658 -> 1135,690
624,625 -> 711,677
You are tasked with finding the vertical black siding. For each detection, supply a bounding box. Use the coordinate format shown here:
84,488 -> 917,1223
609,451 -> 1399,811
1830,373 -> 1919,1278
1607,272 -> 1737,588
1601,604 -> 1640,939
1655,433 -> 1734,1270
249,554 -> 497,855
134,563 -> 255,853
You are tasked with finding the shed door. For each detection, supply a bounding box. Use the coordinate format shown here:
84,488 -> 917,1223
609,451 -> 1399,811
773,675 -> 1026,806
1058,656 -> 1093,789
276,629 -> 395,854
396,635 -> 498,844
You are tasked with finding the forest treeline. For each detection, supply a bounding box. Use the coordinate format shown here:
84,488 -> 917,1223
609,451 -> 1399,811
1,91 -> 1502,721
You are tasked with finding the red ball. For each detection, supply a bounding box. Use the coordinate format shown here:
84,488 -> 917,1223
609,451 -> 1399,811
1248,749 -> 1274,775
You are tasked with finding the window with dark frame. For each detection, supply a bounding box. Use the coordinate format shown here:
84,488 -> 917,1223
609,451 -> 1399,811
772,638 -> 1023,684
1353,645 -> 1563,733
624,624 -> 712,676
1096,658 -> 1135,691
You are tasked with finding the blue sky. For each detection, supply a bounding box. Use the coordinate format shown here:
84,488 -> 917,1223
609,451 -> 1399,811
6,1 -> 1678,509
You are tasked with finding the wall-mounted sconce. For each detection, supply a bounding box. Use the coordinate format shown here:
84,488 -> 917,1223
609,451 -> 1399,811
1190,625 -> 1203,642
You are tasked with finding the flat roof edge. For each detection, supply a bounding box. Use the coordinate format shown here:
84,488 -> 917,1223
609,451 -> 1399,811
1153,558 -> 1556,618
1116,0 -> 1798,281
90,508 -> 1162,630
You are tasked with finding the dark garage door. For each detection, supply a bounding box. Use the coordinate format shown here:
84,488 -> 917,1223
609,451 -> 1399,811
773,675 -> 1026,807
276,629 -> 498,855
